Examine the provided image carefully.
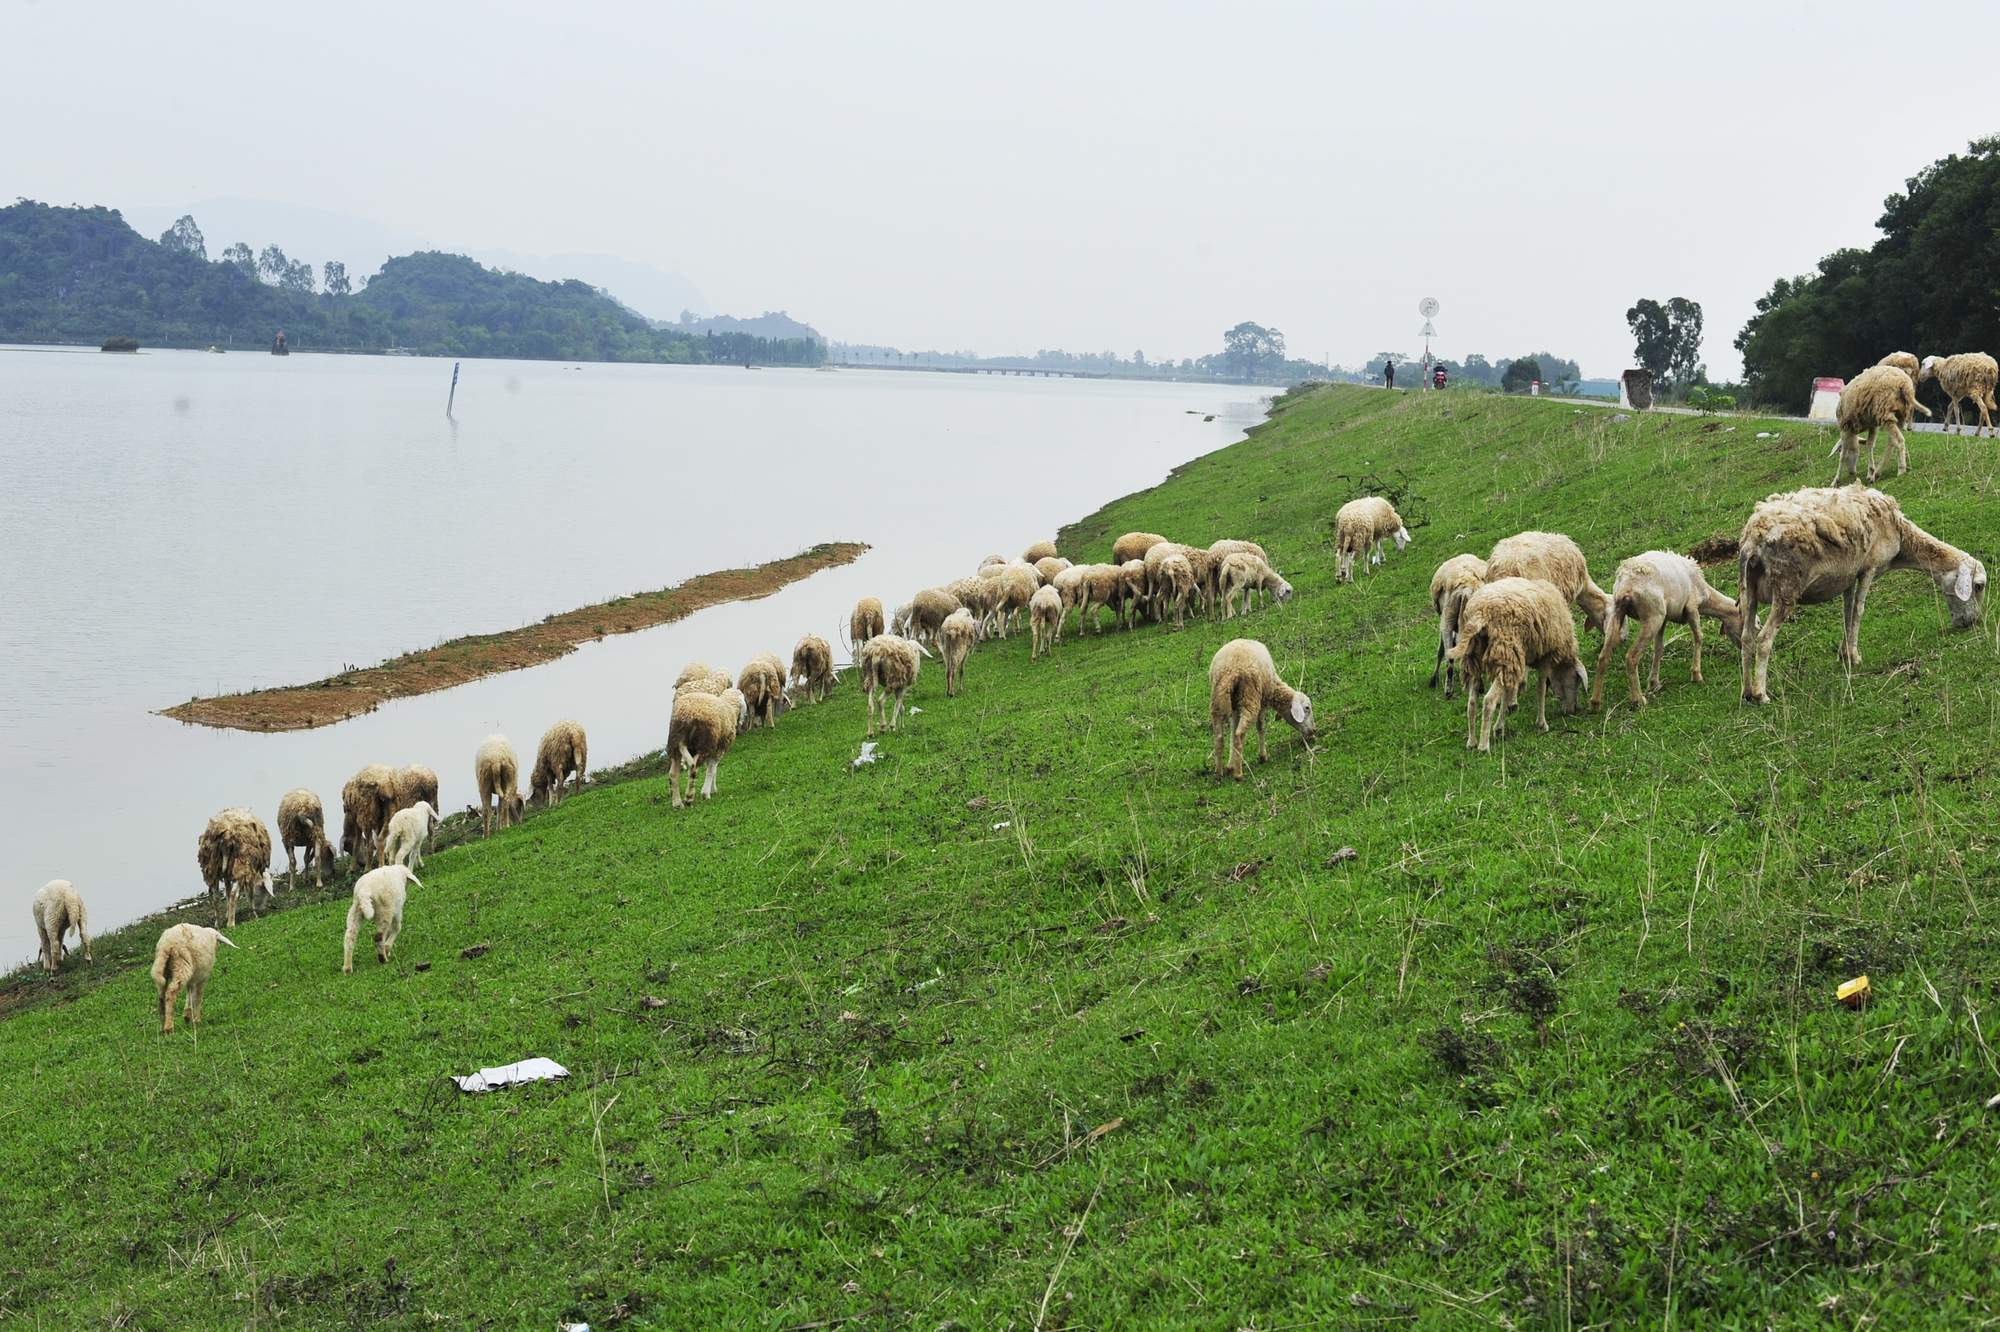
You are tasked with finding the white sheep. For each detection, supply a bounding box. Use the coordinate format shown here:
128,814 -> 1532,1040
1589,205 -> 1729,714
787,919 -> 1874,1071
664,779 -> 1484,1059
735,655 -> 788,730
1208,639 -> 1315,779
152,923 -> 235,1033
1030,584 -> 1064,657
791,634 -> 837,703
1333,498 -> 1410,582
32,880 -> 90,974
277,788 -> 335,889
1448,577 -> 1590,752
851,597 -> 886,647
978,564 -> 1038,637
946,575 -> 1005,639
1112,532 -> 1170,566
1425,554 -> 1488,698
860,633 -> 923,736
668,689 -> 738,807
1218,552 -> 1293,619
396,763 -> 440,816
1208,538 -> 1269,565
1143,543 -> 1220,622
197,808 -> 273,929
343,864 -> 421,973
1033,555 -> 1072,583
531,719 -> 589,802
340,765 -> 400,870
1919,352 -> 1999,437
1591,552 -> 1744,709
908,588 -> 964,645
940,607 -> 979,696
1485,531 -> 1612,634
1832,365 -> 1924,483
380,801 -> 442,870
1022,540 -> 1059,563
474,735 -> 524,837
1156,551 -> 1198,628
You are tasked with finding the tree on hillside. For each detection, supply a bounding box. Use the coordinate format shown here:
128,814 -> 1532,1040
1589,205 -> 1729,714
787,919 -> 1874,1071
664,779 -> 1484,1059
221,241 -> 258,277
323,261 -> 350,297
159,216 -> 205,260
1222,322 -> 1285,379
1627,297 -> 1703,389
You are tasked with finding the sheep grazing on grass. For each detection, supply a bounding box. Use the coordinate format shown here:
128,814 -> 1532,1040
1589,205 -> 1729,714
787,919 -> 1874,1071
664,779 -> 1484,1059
1592,552 -> 1743,709
1449,577 -> 1589,753
674,661 -> 734,696
978,564 -> 1038,637
1116,560 -> 1150,627
1878,350 -> 1922,385
945,575 -> 1004,638
1029,585 -> 1065,657
1051,564 -> 1091,626
474,735 -> 524,836
340,765 -> 400,870
1112,531 -> 1170,566
1832,365 -> 1924,483
1143,543 -> 1220,622
851,597 -> 885,648
152,923 -> 234,1033
860,633 -> 923,737
32,880 -> 90,973
735,655 -> 787,730
1426,554 -> 1489,698
342,865 -> 420,973
1333,498 -> 1411,582
1156,551 -> 1198,628
667,689 -> 739,807
1075,563 -> 1126,634
198,808 -> 273,929
530,718 -> 589,804
1737,484 -> 1987,704
1485,531 -> 1611,635
1023,540 -> 1059,562
940,608 -> 978,696
1034,556 -> 1072,583
380,801 -> 442,870
277,789 -> 335,889
1919,352 -> 1999,437
1209,538 -> 1269,565
396,763 -> 439,816
909,588 -> 965,645
1208,639 -> 1315,779
1218,552 -> 1293,619
791,634 -> 837,703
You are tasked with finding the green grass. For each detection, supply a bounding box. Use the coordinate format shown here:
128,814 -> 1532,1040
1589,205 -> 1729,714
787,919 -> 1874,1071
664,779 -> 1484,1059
10,384 -> 2000,1329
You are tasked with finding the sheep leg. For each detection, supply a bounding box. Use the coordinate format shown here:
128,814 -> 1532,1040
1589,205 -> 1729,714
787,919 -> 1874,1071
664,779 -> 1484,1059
1212,719 -> 1230,777
1686,613 -> 1703,684
703,760 -> 718,797
1591,605 -> 1624,710
160,963 -> 185,1033
1889,421 -> 1907,475
1255,711 -> 1269,763
1478,678 -> 1506,752
1744,598 -> 1787,704
379,913 -> 401,963
1230,709 -> 1254,779
1841,570 -> 1878,667
343,901 -> 365,972
225,883 -> 238,930
186,974 -> 204,1027
1464,670 -> 1482,749
891,688 -> 907,731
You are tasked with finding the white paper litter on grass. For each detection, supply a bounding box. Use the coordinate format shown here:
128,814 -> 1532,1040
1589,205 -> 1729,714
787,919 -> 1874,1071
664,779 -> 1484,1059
908,706 -> 922,715
451,1056 -> 569,1093
993,821 -> 1011,830
851,742 -> 880,769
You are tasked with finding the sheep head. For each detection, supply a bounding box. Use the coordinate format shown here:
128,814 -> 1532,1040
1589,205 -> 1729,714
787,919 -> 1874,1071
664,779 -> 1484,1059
1940,557 -> 1988,630
1287,690 -> 1316,743
1392,526 -> 1412,552
1553,660 -> 1588,716
1919,355 -> 1941,383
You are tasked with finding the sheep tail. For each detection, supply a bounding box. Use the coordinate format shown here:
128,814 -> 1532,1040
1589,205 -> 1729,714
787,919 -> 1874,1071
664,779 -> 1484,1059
215,932 -> 238,948
405,874 -> 424,890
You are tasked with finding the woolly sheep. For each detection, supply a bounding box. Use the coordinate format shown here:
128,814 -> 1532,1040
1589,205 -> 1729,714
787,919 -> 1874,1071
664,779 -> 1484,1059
1022,540 -> 1059,562
735,655 -> 787,730
342,864 -> 421,973
1030,584 -> 1064,657
340,764 -> 400,870
909,587 -> 964,645
1208,639 -> 1315,779
945,575 -> 1004,638
851,597 -> 885,649
1919,352 -> 1999,437
32,880 -> 89,974
667,690 -> 737,807
380,801 -> 442,870
1051,563 -> 1091,627
1116,560 -> 1149,628
977,554 -> 1008,571
530,719 -> 589,804
860,633 -> 922,737
891,601 -> 915,637
1075,563 -> 1125,634
1592,552 -> 1743,709
674,661 -> 734,696
1485,531 -> 1611,634
277,788 -> 335,889
1448,577 -> 1589,753
1033,555 -> 1072,583
1426,554 -> 1488,698
1832,365 -> 1923,483
977,565 -> 1036,637
152,923 -> 234,1033
197,807 -> 273,929
791,634 -> 837,703
1333,498 -> 1410,582
1156,552 -> 1198,628
395,763 -> 439,816
1878,351 -> 1922,385
1112,532 -> 1169,566
1218,552 -> 1293,619
1209,538 -> 1269,565
1738,484 -> 1987,704
474,735 -> 524,837
1143,543 -> 1220,622
941,607 -> 979,696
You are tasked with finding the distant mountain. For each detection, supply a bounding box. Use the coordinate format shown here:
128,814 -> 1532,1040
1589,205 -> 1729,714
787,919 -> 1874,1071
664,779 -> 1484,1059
472,249 -> 711,323
665,310 -> 823,342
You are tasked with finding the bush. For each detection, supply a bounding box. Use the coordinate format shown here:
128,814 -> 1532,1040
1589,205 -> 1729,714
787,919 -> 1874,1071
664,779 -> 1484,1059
1499,357 -> 1541,394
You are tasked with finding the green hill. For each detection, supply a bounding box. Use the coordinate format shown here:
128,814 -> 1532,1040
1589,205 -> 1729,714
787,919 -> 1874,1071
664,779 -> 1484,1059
0,201 -> 822,364
7,386 -> 1998,1328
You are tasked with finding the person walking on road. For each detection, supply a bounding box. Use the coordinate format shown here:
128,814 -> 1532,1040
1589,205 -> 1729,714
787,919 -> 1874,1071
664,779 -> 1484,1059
1383,358 -> 1395,390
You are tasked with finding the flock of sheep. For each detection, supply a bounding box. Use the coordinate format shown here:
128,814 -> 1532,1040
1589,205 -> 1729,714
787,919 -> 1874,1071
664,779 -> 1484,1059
1831,351 -> 1996,485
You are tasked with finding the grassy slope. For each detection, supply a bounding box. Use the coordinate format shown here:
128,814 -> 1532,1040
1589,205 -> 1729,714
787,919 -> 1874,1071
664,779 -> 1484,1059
10,385 -> 2000,1329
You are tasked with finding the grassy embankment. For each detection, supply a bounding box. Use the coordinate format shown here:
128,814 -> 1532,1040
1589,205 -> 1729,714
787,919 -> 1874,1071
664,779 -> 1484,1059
8,385 -> 2000,1329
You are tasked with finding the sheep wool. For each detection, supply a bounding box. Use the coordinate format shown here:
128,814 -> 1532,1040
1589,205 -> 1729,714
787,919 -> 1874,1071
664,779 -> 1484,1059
32,880 -> 89,974
791,634 -> 837,704
395,763 -> 440,816
1833,365 -> 1923,483
1112,532 -> 1170,566
530,719 -> 589,803
1448,577 -> 1588,753
152,923 -> 234,1033
277,788 -> 335,889
474,735 -> 523,837
1485,531 -> 1611,633
197,807 -> 273,929
343,865 -> 420,973
1208,639 -> 1314,779
1022,540 -> 1059,563
1033,556 -> 1072,584
1919,352 -> 1999,437
850,597 -> 886,651
668,690 -> 739,807
734,655 -> 788,730
1425,554 -> 1489,698
1030,584 -> 1065,657
1333,498 -> 1410,582
1593,552 -> 1742,709
340,764 -> 401,870
860,633 -> 922,737
940,608 -> 979,697
909,588 -> 964,645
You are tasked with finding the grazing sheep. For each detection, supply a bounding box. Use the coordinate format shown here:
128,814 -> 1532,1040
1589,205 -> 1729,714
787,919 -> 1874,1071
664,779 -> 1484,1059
1832,365 -> 1923,483
667,689 -> 739,807
1448,577 -> 1590,753
851,597 -> 885,648
1112,532 -> 1170,566
342,864 -> 421,973
340,765 -> 400,870
791,634 -> 837,703
1485,531 -> 1612,634
1051,563 -> 1091,624
945,575 -> 1005,638
1737,484 -> 1988,704
1116,559 -> 1150,628
277,788 -> 335,889
1209,538 -> 1270,565
1426,554 -> 1489,697
1075,563 -> 1125,634
1034,556 -> 1072,583
1919,352 -> 1999,437
1156,552 -> 1198,628
152,923 -> 234,1033
891,601 -> 915,637
1208,639 -> 1315,779
977,565 -> 1036,637
735,655 -> 787,730
1333,498 -> 1411,582
674,661 -> 734,696
721,686 -> 749,729
909,587 -> 965,645
940,608 -> 978,696
474,735 -> 524,837
395,763 -> 439,816
380,801 -> 442,870
1022,540 -> 1059,563
978,554 -> 1009,571
1030,584 -> 1065,656
197,808 -> 273,928
530,718 -> 589,804
1143,543 -> 1221,621
1218,552 -> 1294,619
32,880 -> 89,974
860,633 -> 922,737
1592,552 -> 1744,709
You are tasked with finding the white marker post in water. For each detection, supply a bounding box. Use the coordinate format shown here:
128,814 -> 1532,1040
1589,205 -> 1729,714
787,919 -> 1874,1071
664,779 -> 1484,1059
446,361 -> 460,417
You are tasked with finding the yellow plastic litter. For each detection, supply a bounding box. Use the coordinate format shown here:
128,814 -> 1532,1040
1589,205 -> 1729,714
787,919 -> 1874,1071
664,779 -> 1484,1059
1837,975 -> 1872,1006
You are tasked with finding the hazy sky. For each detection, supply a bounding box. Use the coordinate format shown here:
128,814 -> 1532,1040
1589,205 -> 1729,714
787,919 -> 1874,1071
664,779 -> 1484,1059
5,1 -> 1996,376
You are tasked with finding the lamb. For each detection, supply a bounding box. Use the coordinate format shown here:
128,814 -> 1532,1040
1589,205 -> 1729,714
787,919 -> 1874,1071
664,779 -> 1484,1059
1737,484 -> 1987,704
1448,577 -> 1590,753
791,634 -> 837,703
1030,584 -> 1065,656
530,718 -> 589,802
197,808 -> 273,928
1022,540 -> 1059,563
668,688 -> 738,807
940,607 -> 979,696
1333,498 -> 1411,582
1218,552 -> 1294,620
1112,531 -> 1170,565
1832,365 -> 1923,483
380,801 -> 443,870
1485,531 -> 1612,634
1425,554 -> 1489,697
860,633 -> 923,737
851,597 -> 885,648
1592,552 -> 1743,709
474,735 -> 524,836
735,655 -> 788,730
32,880 -> 89,974
340,764 -> 400,870
152,923 -> 235,1033
277,788 -> 335,889
1208,639 -> 1315,779
342,864 -> 421,973
1919,352 -> 1999,437
909,587 -> 965,644
1033,556 -> 1072,583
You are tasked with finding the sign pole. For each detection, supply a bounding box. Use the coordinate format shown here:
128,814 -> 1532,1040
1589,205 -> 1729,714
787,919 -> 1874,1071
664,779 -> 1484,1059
447,362 -> 460,417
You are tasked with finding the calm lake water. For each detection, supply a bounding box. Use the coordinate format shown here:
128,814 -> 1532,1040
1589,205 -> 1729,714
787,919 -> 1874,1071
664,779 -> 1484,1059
0,347 -> 1268,962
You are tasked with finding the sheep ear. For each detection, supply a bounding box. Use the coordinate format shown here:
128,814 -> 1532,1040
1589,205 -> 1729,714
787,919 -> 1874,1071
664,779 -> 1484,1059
1955,561 -> 1973,600
1290,693 -> 1309,725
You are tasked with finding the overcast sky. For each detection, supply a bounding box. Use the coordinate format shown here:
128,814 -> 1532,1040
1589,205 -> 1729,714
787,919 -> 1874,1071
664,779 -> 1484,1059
5,1 -> 1996,377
